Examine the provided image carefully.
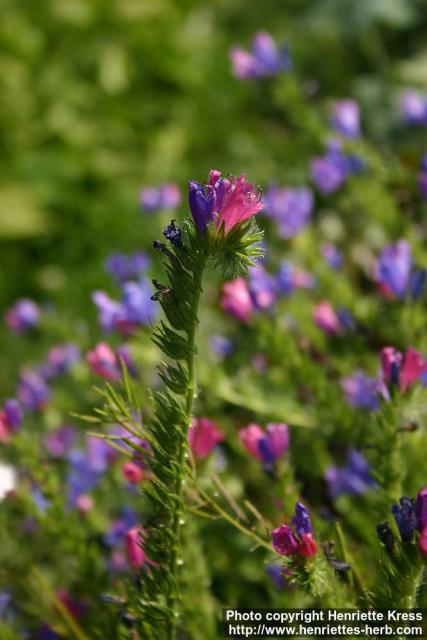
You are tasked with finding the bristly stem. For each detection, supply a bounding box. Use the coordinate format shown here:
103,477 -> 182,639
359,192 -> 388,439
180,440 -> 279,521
168,255 -> 206,639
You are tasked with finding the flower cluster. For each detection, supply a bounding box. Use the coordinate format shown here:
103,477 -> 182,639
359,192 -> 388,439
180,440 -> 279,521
189,170 -> 264,234
271,502 -> 318,559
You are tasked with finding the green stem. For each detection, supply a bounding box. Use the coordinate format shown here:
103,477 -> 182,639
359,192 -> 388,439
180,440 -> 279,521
168,256 -> 206,639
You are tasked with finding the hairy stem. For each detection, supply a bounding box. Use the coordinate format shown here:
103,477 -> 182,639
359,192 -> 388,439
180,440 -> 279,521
168,257 -> 206,639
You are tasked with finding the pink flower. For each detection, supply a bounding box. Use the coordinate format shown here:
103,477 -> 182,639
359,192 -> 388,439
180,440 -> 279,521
189,170 -> 263,234
271,525 -> 299,556
75,494 -> 93,514
239,423 -> 289,465
86,343 -> 121,381
123,461 -> 144,484
419,527 -> 427,555
400,347 -> 427,391
188,417 -> 225,460
220,278 -> 254,322
125,526 -> 147,569
298,533 -> 318,558
313,301 -> 341,335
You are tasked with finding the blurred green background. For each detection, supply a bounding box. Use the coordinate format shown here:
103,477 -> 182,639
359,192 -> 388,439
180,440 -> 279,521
1,0 -> 427,312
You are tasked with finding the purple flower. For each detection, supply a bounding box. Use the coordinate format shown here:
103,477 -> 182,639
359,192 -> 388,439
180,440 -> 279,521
104,507 -> 138,547
321,243 -> 342,270
311,140 -> 363,195
341,372 -> 382,411
122,278 -> 157,326
3,399 -> 23,430
240,423 -> 289,466
276,261 -> 315,296
376,240 -> 412,299
40,343 -> 80,380
189,170 -> 263,235
44,426 -> 76,458
292,502 -> 312,537
105,252 -> 150,284
265,186 -> 313,238
416,487 -> 427,531
209,334 -> 233,357
139,184 -> 181,213
31,486 -> 50,513
5,298 -> 40,334
230,31 -> 291,79
330,99 -> 360,138
92,291 -> 127,333
266,564 -> 288,589
325,449 -> 377,499
400,91 -> 427,126
18,371 -> 50,412
271,525 -> 299,556
311,153 -> 347,195
93,278 -> 157,334
392,497 -> 417,542
66,437 -> 114,506
163,220 -> 182,247
248,265 -> 278,311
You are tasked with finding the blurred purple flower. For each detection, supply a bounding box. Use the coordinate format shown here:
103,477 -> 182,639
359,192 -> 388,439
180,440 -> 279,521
40,343 -> 80,380
341,372 -> 383,411
18,371 -> 50,412
230,31 -> 291,79
376,240 -> 412,299
416,487 -> 427,531
325,449 -> 376,499
105,252 -> 150,284
104,507 -> 138,547
330,99 -> 360,138
5,299 -> 40,334
265,186 -> 313,238
248,264 -> 278,311
44,426 -> 76,458
400,91 -> 427,126
321,243 -> 342,270
240,423 -> 289,466
209,334 -> 233,357
139,184 -> 181,213
93,278 -> 157,334
311,140 -> 363,195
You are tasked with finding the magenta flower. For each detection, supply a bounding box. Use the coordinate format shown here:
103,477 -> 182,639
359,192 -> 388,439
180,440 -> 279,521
271,525 -> 299,556
123,461 -> 144,484
220,278 -> 254,322
239,423 -> 289,466
313,300 -> 341,335
188,417 -> 225,460
419,528 -> 427,555
125,526 -> 147,570
86,343 -> 122,382
189,170 -> 263,234
416,487 -> 427,531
